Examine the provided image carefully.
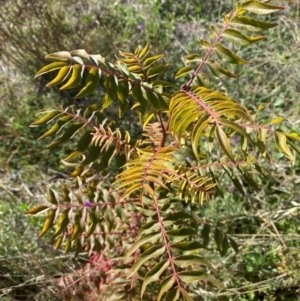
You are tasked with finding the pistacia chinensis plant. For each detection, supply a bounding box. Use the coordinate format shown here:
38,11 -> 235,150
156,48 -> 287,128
27,1 -> 299,300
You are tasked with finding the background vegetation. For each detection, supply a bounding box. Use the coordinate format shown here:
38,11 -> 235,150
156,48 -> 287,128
0,0 -> 299,300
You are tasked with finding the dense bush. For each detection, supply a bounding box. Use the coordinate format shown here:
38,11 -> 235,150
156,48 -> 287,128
1,0 -> 300,300
25,1 -> 300,300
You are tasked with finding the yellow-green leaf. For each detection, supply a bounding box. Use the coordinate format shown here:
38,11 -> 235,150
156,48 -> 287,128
75,67 -> 100,98
223,29 -> 265,46
138,42 -> 150,60
25,205 -> 49,215
30,110 -> 62,127
216,126 -> 235,161
175,66 -> 193,79
39,209 -> 56,237
35,61 -> 69,78
46,66 -> 71,87
274,132 -> 295,161
60,64 -> 83,90
240,1 -> 284,15
214,43 -> 249,64
231,15 -> 277,32
48,188 -> 58,205
141,260 -> 170,297
54,209 -> 70,236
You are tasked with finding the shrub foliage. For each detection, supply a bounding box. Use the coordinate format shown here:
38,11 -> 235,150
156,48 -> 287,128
27,1 -> 299,300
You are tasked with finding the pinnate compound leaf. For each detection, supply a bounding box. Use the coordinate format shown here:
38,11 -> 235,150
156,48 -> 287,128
141,260 -> 170,297
240,1 -> 284,14
127,245 -> 165,278
25,205 -> 49,215
157,276 -> 175,301
127,232 -> 161,257
75,67 -> 100,98
178,271 -> 224,288
35,61 -> 69,78
30,110 -> 62,126
39,209 -> 56,237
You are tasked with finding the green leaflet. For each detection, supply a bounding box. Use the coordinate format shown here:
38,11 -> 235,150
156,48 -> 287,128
102,74 -> 118,110
30,110 -> 62,126
39,209 -> 56,237
147,63 -> 169,78
127,232 -> 161,257
178,270 -> 224,288
165,288 -> 180,301
205,59 -> 237,78
60,64 -> 83,90
48,188 -> 58,205
216,126 -> 235,161
230,15 -> 278,32
47,122 -> 85,148
141,260 -> 170,297
143,54 -> 164,68
54,209 -> 70,237
170,241 -> 204,252
174,255 -> 211,269
25,205 -> 49,215
34,61 -> 69,78
127,245 -> 165,278
274,131 -> 295,161
75,67 -> 100,98
223,28 -> 265,46
46,66 -> 71,87
240,1 -> 284,15
157,276 -> 175,301
175,66 -> 194,79
77,130 -> 93,152
214,43 -> 249,64
138,42 -> 150,60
